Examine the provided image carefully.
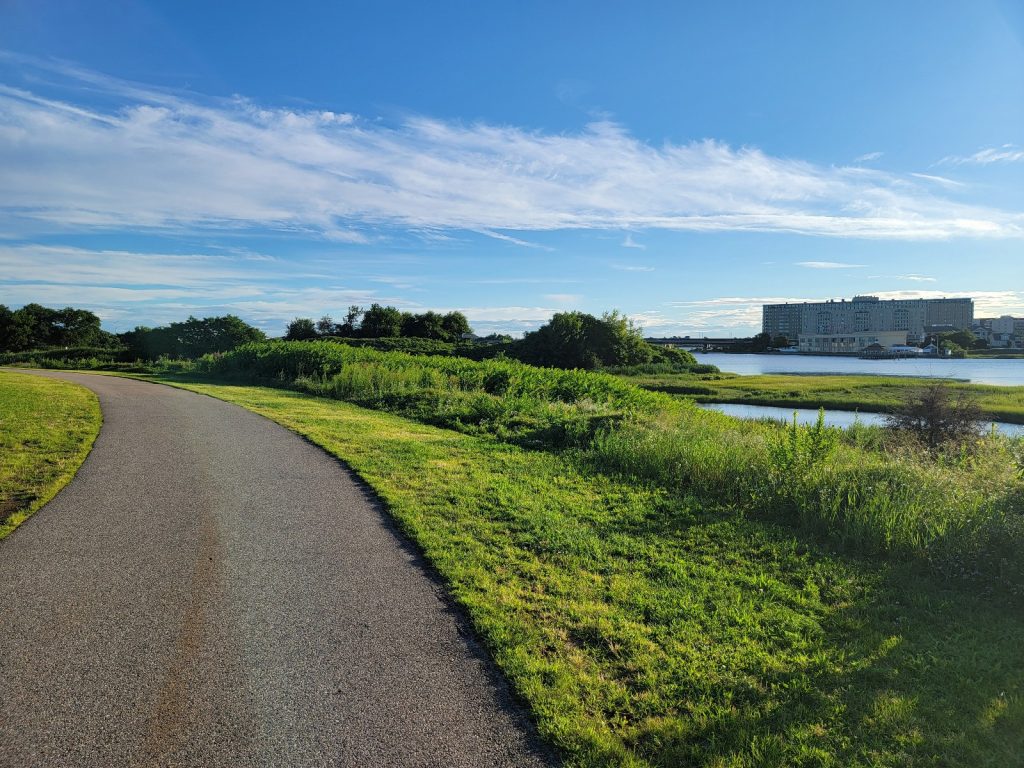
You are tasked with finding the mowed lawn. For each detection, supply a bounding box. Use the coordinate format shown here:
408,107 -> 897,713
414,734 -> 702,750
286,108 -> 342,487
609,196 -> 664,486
0,370 -> 101,539
628,372 -> 1024,424
164,379 -> 1024,768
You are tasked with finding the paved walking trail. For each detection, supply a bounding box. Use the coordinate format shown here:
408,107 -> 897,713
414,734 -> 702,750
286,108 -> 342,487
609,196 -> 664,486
0,371 -> 555,767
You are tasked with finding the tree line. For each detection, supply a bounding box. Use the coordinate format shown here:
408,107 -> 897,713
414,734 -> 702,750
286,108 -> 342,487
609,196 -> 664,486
0,304 -> 266,360
0,304 -> 118,352
286,304 -> 472,343
1,302 -> 697,371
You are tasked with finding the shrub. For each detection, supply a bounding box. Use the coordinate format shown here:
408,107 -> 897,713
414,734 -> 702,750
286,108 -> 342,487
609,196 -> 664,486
886,382 -> 983,449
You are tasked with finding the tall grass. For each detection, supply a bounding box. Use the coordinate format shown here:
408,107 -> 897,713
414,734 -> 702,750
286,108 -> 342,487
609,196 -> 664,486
200,341 -> 662,447
197,341 -> 1024,591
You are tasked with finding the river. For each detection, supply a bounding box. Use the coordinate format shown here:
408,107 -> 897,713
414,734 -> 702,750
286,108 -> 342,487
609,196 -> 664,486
694,353 -> 1024,386
698,403 -> 1024,438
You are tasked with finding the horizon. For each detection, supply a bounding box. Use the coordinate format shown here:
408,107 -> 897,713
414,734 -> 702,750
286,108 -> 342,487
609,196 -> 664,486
2,1 -> 1023,336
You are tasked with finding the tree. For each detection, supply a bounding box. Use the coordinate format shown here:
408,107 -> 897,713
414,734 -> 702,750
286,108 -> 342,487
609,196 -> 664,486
440,311 -> 472,341
316,315 -> 337,336
885,382 -> 982,449
771,335 -> 790,349
285,317 -> 318,341
517,310 -> 653,369
121,315 -> 265,359
402,311 -> 445,340
0,304 -> 15,351
337,306 -> 362,338
0,304 -> 114,351
359,304 -> 403,338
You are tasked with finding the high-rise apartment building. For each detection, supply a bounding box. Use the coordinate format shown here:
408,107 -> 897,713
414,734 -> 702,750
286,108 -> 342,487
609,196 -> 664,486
762,295 -> 974,352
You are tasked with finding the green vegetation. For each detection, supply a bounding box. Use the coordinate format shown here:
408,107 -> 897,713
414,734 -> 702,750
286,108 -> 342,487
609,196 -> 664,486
515,310 -> 654,369
0,371 -> 101,539
286,303 -> 472,341
199,340 -> 658,448
0,303 -> 119,351
629,371 -> 1024,424
119,314 -> 265,359
191,341 -> 1024,592
152,377 -> 1024,767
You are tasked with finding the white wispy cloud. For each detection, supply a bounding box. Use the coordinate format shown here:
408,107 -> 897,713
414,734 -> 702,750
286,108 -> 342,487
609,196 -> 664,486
869,289 -> 1024,317
854,151 -> 883,162
611,264 -> 655,272
909,173 -> 964,188
795,261 -> 866,269
941,144 -> 1024,165
868,273 -> 937,282
1,59 -> 1022,241
621,234 -> 646,249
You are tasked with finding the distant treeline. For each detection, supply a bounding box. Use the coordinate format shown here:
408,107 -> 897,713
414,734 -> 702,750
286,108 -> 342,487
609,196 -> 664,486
285,305 -> 479,344
0,304 -> 265,362
0,304 -> 119,352
1,302 -> 705,372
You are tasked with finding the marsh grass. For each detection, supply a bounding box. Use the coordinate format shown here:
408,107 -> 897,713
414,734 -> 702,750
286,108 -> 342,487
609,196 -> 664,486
0,370 -> 101,539
630,371 -> 1024,424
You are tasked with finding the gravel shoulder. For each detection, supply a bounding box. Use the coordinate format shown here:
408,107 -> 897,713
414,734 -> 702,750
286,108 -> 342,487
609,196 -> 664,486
0,370 -> 555,767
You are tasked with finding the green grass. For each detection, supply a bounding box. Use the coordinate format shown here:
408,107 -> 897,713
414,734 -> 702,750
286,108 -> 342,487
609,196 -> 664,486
184,343 -> 1024,592
0,370 -> 101,539
152,378 -> 1024,768
628,372 -> 1024,424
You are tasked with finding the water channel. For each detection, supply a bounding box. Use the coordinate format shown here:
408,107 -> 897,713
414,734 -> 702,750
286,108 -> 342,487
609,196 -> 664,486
695,353 -> 1024,386
697,402 -> 1024,438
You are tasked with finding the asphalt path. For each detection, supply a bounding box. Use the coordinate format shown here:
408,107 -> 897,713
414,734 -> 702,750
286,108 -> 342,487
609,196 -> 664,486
0,371 -> 556,767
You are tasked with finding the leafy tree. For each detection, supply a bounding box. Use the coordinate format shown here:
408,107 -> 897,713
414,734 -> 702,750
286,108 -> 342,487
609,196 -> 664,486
316,315 -> 337,336
360,304 -> 403,338
0,303 -> 115,351
517,310 -> 653,369
440,311 -> 472,341
401,311 -> 445,340
285,317 -> 318,341
771,335 -> 790,348
121,315 -> 265,359
337,305 -> 363,338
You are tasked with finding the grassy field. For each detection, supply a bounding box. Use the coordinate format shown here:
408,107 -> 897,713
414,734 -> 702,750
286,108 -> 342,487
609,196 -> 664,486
0,370 -> 101,539
627,372 -> 1024,424
153,377 -> 1023,768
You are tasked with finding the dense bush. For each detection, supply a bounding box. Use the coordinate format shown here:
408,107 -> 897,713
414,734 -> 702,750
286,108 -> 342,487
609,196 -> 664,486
0,346 -> 125,366
515,310 -> 654,369
198,340 -> 661,448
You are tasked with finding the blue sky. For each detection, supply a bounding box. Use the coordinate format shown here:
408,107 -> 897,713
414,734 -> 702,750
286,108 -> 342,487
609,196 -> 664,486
1,0 -> 1023,336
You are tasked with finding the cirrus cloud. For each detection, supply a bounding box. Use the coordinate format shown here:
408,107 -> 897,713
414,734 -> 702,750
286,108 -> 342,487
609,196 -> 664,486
1,58 -> 1023,242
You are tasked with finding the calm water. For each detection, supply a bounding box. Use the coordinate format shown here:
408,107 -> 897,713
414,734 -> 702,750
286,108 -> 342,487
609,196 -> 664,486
699,402 -> 1024,438
696,353 -> 1024,386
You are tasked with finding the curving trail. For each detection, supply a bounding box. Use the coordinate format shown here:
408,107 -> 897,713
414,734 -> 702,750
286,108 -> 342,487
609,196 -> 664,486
0,371 -> 555,767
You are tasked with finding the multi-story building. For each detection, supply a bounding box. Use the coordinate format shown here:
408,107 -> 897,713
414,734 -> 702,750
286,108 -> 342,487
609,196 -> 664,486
974,316 -> 1024,348
762,295 -> 974,353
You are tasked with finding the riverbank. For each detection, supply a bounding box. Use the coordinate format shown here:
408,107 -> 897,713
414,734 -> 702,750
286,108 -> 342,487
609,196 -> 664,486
629,372 -> 1024,424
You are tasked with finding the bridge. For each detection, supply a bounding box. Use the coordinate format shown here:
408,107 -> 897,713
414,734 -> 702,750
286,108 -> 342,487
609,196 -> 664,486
645,336 -> 748,351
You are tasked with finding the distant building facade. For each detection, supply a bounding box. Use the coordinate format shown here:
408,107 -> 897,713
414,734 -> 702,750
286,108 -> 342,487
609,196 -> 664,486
762,295 -> 974,354
974,315 -> 1024,348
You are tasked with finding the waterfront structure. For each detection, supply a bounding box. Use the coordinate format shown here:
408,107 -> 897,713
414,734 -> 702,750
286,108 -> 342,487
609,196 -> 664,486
763,295 -> 974,353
